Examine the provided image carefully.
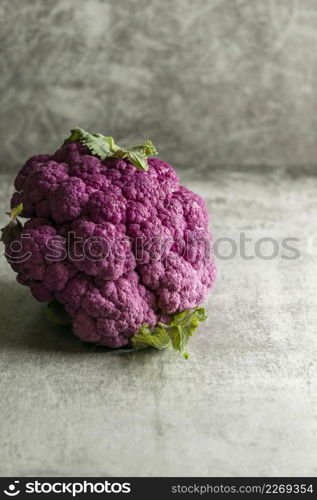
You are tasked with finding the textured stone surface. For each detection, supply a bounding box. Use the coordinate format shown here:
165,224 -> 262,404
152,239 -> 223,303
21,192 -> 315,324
0,168 -> 316,476
2,0 -> 317,172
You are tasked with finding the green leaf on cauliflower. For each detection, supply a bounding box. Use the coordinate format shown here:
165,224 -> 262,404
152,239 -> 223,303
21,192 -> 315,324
132,306 -> 207,358
1,204 -> 23,246
64,127 -> 157,171
8,203 -> 23,219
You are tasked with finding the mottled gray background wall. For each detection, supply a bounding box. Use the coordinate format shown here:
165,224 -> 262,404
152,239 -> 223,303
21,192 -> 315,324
1,0 -> 317,173
1,0 -> 317,478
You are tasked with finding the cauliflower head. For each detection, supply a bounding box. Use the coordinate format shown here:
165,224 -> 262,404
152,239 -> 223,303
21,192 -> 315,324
2,129 -> 216,356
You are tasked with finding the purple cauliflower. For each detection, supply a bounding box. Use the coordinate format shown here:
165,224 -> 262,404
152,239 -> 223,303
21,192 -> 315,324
2,128 -> 216,356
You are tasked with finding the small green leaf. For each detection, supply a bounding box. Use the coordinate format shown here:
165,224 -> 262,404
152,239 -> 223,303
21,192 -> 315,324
1,221 -> 22,246
131,306 -> 207,358
1,204 -> 23,246
129,140 -> 158,157
64,127 -> 157,171
9,204 -> 23,220
45,300 -> 72,326
126,150 -> 149,171
64,127 -> 119,158
64,127 -> 83,144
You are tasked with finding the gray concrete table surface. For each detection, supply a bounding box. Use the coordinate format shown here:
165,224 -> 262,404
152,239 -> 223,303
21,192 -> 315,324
0,168 -> 316,477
